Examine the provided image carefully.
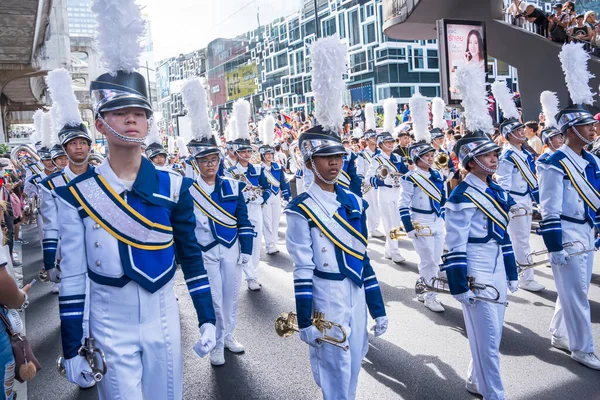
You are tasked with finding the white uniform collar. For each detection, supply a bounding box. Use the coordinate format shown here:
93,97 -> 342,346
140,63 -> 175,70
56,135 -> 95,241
96,157 -> 131,195
464,173 -> 489,191
63,165 -> 79,181
415,167 -> 431,178
197,176 -> 215,194
509,143 -> 525,157
559,143 -> 588,171
307,183 -> 340,217
235,163 -> 248,173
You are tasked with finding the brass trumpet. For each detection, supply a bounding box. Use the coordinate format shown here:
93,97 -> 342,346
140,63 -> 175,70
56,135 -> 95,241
377,165 -> 402,187
510,206 -> 532,218
434,152 -> 449,170
275,311 -> 349,351
361,181 -> 372,195
517,240 -> 595,273
415,276 -> 508,307
231,172 -> 264,202
389,222 -> 433,240
57,337 -> 107,382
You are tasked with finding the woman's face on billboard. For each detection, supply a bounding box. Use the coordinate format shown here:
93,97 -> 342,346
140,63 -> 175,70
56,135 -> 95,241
468,34 -> 480,58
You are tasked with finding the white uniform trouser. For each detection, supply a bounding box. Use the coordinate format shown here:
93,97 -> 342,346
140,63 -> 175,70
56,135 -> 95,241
507,195 -> 534,281
363,187 -> 380,233
90,278 -> 182,400
377,186 -> 402,257
411,214 -> 445,297
203,243 -> 241,349
245,202 -> 263,281
262,194 -> 282,249
310,275 -> 368,400
549,220 -> 595,353
463,241 -> 507,400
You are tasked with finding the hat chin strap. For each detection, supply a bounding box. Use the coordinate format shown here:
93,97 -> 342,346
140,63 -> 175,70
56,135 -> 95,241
473,155 -> 496,174
572,125 -> 593,145
98,114 -> 151,144
310,158 -> 338,185
417,156 -> 432,167
66,152 -> 89,167
509,131 -> 526,142
382,142 -> 394,151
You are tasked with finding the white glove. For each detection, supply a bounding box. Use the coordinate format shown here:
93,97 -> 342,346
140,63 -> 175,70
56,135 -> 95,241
549,250 -> 569,266
193,323 -> 216,358
48,267 -> 60,283
242,191 -> 254,203
63,355 -> 96,388
370,316 -> 388,337
299,325 -> 324,348
250,195 -> 264,205
407,230 -> 418,240
383,176 -> 395,186
237,253 -> 250,267
453,290 -> 476,307
507,280 -> 519,293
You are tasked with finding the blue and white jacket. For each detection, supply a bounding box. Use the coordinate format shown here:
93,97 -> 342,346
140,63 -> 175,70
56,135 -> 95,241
497,144 -> 540,204
54,157 -> 215,359
366,152 -> 409,189
261,161 -> 290,201
337,151 -> 362,197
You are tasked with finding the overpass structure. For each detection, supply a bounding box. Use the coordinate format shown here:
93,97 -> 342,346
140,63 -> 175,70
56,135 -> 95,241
382,0 -> 600,121
0,0 -> 71,143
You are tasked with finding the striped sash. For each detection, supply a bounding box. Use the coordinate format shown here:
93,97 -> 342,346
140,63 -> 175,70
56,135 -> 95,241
189,182 -> 237,228
263,168 -> 281,188
559,157 -> 600,212
509,153 -> 538,190
463,185 -> 509,232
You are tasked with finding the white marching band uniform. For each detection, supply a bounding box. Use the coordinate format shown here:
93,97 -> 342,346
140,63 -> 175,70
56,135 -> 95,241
261,160 -> 290,253
356,145 -> 382,235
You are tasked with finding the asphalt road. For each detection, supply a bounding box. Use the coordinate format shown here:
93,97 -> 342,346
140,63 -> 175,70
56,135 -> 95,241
18,221 -> 600,400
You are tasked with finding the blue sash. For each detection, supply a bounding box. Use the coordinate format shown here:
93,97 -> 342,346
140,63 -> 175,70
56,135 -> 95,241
462,184 -> 509,242
189,182 -> 237,229
408,172 -> 442,215
298,196 -> 366,286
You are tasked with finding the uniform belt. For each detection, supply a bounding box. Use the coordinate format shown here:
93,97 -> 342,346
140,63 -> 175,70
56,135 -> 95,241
467,236 -> 493,244
313,269 -> 346,281
509,190 -> 528,197
560,215 -> 588,224
411,207 -> 434,214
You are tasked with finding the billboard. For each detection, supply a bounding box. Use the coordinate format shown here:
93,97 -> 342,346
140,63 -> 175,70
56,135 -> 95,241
225,63 -> 258,102
156,62 -> 170,100
436,19 -> 488,104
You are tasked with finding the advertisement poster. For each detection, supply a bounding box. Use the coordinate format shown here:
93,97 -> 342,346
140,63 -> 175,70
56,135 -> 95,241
437,20 -> 487,104
225,63 -> 258,102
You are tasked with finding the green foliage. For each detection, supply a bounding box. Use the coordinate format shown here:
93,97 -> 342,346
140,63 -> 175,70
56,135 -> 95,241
0,144 -> 10,155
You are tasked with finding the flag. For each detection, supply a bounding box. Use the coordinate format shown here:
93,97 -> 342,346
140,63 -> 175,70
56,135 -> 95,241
282,113 -> 293,129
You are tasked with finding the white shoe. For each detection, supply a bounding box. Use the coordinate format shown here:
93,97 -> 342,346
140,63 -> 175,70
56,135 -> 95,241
465,380 -> 480,395
519,279 -> 545,292
51,282 -> 60,294
417,293 -> 425,303
551,335 -> 570,352
247,279 -> 261,291
210,347 -> 225,366
266,244 -> 279,255
391,252 -> 405,263
571,351 -> 600,370
384,252 -> 392,260
224,337 -> 245,353
370,229 -> 385,238
424,296 -> 445,312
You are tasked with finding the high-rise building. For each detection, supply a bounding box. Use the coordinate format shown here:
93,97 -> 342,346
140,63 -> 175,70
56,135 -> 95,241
66,0 -> 97,37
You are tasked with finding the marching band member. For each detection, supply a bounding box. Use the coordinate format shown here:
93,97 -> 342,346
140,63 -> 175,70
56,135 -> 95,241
182,77 -> 254,366
399,92 -> 446,313
337,145 -> 362,197
259,116 -> 290,255
144,119 -> 168,168
285,35 -> 386,400
537,91 -> 564,164
22,110 -> 45,179
538,42 -> 600,369
366,98 -> 409,264
493,81 -> 545,293
223,120 -> 238,171
356,103 -> 384,238
289,140 -> 309,195
53,1 -> 216,397
442,62 -> 519,400
226,99 -> 270,291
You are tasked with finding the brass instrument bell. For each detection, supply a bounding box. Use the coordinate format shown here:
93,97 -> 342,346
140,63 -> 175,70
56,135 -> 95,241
57,337 -> 107,382
389,222 -> 433,240
434,152 -> 449,170
415,276 -> 508,307
275,311 -> 349,351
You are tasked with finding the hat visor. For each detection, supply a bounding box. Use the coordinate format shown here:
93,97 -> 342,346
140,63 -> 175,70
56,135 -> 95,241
61,132 -> 92,146
194,148 -> 221,158
312,144 -> 347,158
97,98 -> 153,117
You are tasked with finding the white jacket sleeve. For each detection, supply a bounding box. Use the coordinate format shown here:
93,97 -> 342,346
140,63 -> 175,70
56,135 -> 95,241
495,158 -> 514,193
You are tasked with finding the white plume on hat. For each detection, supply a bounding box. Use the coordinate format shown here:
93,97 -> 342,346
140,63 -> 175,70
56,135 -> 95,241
310,34 -> 347,133
145,118 -> 161,146
454,62 -> 493,134
491,81 -> 519,120
41,111 -> 54,149
176,136 -> 188,158
91,0 -> 146,75
225,117 -> 237,141
540,91 -> 560,129
181,78 -> 212,141
383,98 -> 398,133
262,115 -> 275,146
47,68 -> 83,132
364,103 -> 376,131
409,92 -> 430,143
31,109 -> 44,144
257,120 -> 264,143
232,99 -> 251,140
559,42 -> 595,106
167,136 -> 175,154
50,105 -> 61,145
431,97 -> 446,130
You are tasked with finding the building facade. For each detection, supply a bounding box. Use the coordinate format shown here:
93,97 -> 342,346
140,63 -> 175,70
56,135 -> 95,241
66,0 -> 96,37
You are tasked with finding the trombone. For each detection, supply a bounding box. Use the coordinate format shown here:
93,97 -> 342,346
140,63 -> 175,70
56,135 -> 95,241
389,222 -> 433,240
275,311 -> 349,351
517,240 -> 595,273
415,276 -> 509,307
57,337 -> 107,382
